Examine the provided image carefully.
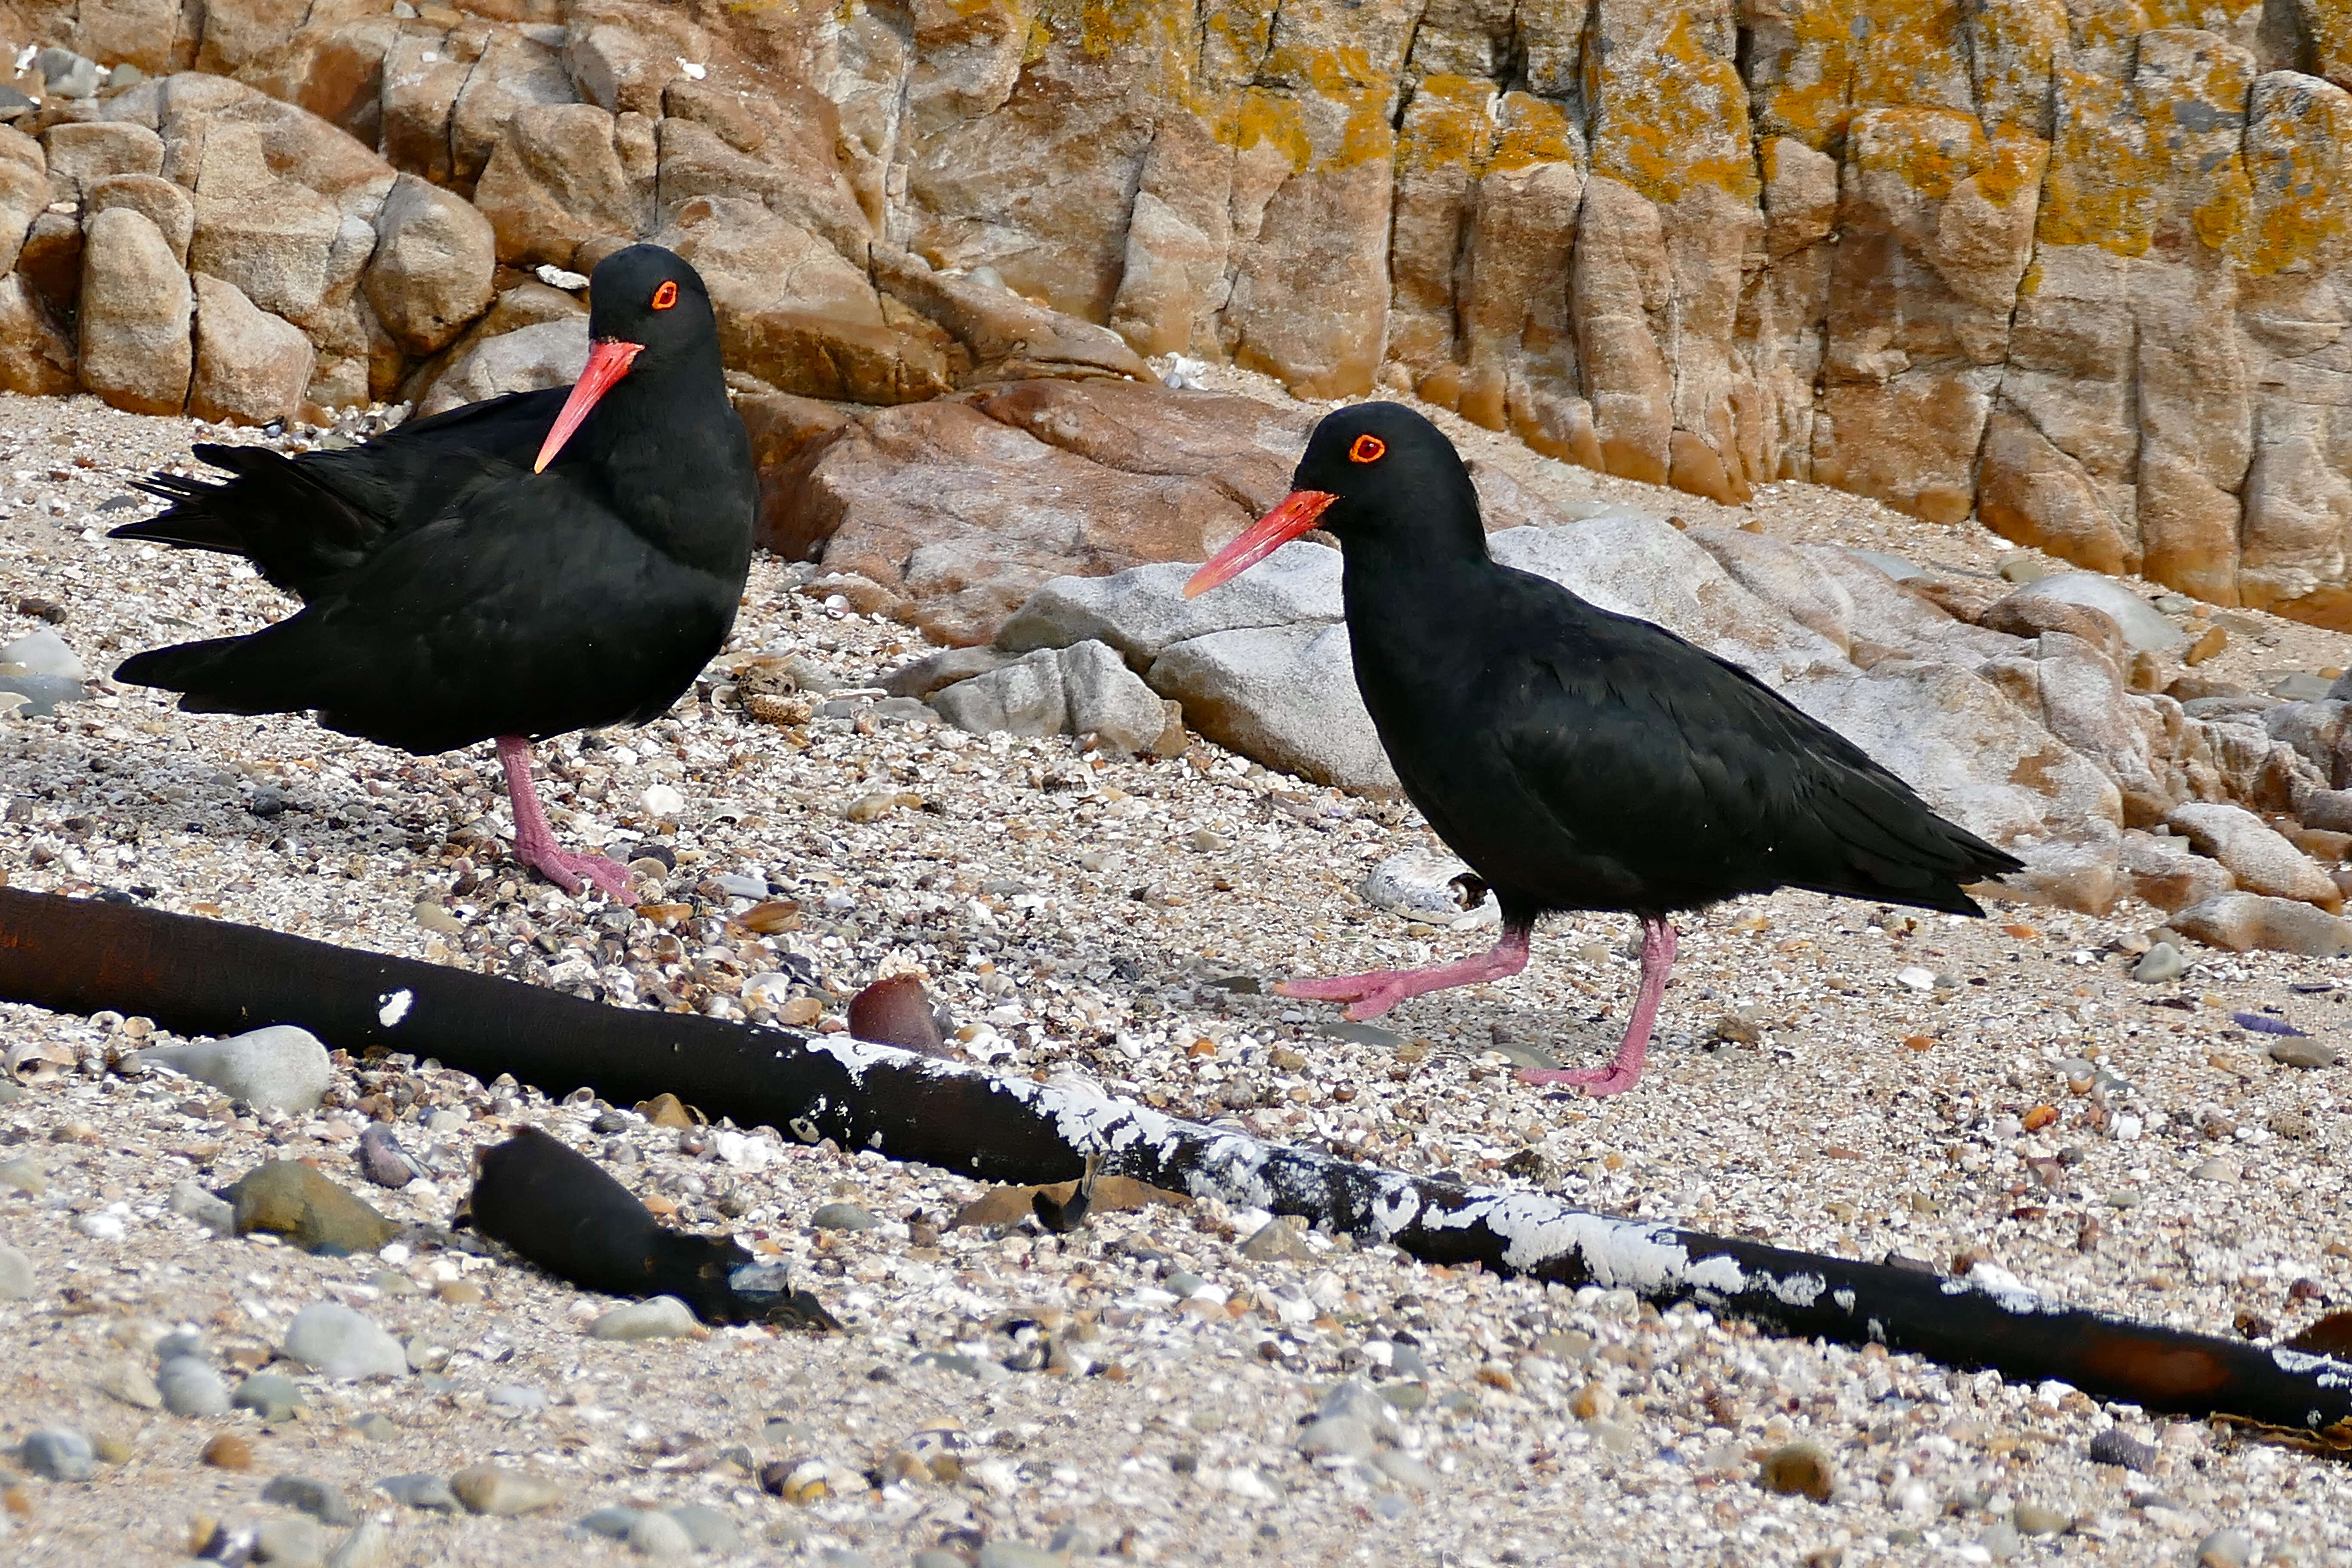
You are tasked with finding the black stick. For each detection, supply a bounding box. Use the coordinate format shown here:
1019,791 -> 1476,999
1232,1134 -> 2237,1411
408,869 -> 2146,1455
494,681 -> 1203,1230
0,888 -> 2345,1440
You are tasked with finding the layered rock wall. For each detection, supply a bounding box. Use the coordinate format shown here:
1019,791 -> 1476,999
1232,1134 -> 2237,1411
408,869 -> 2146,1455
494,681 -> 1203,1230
6,0 -> 2352,626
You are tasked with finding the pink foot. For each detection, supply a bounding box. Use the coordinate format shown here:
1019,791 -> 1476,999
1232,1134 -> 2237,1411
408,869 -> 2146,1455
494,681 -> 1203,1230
516,844 -> 636,901
1516,917 -> 1677,1100
496,735 -> 636,901
1274,927 -> 1533,1021
1518,1063 -> 1643,1099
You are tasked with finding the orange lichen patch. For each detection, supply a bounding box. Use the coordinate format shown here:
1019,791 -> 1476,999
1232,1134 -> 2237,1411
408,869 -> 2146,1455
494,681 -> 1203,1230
2034,62 -> 2155,254
1747,0 -> 1858,150
1218,89 -> 1314,175
1588,12 -> 1758,204
1850,0 -> 1976,117
1973,132 -> 2048,208
1972,0 -> 2067,138
2242,72 -> 2352,278
1393,73 -> 1491,177
1846,105 -> 1986,202
2133,28 -> 2255,256
1488,92 -> 1580,174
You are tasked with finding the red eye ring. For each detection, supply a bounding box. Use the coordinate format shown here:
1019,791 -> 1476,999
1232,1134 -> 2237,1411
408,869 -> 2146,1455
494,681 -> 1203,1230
651,280 -> 679,311
1348,434 -> 1386,464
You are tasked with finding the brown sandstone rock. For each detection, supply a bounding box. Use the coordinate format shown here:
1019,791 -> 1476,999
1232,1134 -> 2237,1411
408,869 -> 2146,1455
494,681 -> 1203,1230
13,209 -> 83,313
416,314 -> 585,416
85,173 -> 193,265
78,205 -> 191,414
41,119 -> 163,200
0,123 -> 43,276
363,172 -> 495,355
472,101 -> 647,270
0,273 -> 77,396
189,271 -> 312,425
871,246 -> 1148,388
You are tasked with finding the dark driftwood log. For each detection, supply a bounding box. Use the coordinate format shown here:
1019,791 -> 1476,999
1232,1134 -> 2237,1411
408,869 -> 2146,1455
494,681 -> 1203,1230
0,887 -> 2345,1441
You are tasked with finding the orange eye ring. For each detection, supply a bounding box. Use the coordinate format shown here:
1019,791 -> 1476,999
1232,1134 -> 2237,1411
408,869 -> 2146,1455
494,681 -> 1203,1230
650,280 -> 679,311
1348,434 -> 1386,464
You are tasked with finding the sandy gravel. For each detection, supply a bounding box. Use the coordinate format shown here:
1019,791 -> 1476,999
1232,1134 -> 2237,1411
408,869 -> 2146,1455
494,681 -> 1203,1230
0,388 -> 2348,1567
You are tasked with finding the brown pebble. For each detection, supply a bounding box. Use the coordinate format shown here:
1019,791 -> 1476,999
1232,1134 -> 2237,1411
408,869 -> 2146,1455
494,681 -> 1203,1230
846,974 -> 949,1055
435,1278 -> 486,1305
91,1433 -> 133,1464
3,1485 -> 30,1517
202,1433 -> 252,1470
776,995 -> 823,1027
1759,1441 -> 1834,1502
637,1093 -> 694,1128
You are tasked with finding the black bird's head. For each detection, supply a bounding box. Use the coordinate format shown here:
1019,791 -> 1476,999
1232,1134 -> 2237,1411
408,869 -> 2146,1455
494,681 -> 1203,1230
533,245 -> 720,473
1185,402 -> 1482,598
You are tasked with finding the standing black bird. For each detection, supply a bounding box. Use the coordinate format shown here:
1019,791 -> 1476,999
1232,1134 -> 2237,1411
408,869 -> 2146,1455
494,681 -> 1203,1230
110,245 -> 755,899
1185,403 -> 2021,1097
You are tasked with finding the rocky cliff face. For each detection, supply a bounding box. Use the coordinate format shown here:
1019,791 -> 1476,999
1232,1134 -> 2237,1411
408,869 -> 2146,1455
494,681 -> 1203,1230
4,0 -> 2352,627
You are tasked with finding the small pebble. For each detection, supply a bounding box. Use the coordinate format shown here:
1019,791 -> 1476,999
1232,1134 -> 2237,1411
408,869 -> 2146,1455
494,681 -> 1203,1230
375,1473 -> 458,1511
2088,1428 -> 2157,1470
262,1474 -> 359,1525
2011,1503 -> 2070,1536
1238,1216 -> 1314,1262
204,1433 -> 255,1470
20,1427 -> 95,1481
233,1372 -> 307,1421
487,1384 -> 548,1412
95,1360 -> 163,1410
158,1355 -> 232,1417
2191,1158 -> 2240,1183
1374,1449 -> 1437,1491
356,1124 -> 418,1188
809,1200 -> 878,1231
435,1278 -> 485,1305
135,1025 -> 331,1113
0,1157 -> 47,1196
257,1515 -> 324,1567
169,1179 -> 237,1235
325,1517 -> 392,1568
579,1506 -> 641,1539
1297,1415 -> 1376,1462
0,1243 -> 34,1300
349,1412 -> 398,1442
621,1509 -> 692,1560
2267,1038 -> 2339,1069
977,1544 -> 1066,1568
2196,1527 -> 2255,1568
1758,1442 -> 1832,1502
667,1504 -> 741,1553
283,1302 -> 408,1378
588,1295 -> 701,1341
1978,1520 -> 2021,1562
2131,943 -> 2185,983
449,1463 -> 565,1516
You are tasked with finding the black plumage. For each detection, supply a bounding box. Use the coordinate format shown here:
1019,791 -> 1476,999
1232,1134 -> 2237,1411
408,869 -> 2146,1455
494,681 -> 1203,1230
110,245 -> 755,897
1187,403 -> 2021,1096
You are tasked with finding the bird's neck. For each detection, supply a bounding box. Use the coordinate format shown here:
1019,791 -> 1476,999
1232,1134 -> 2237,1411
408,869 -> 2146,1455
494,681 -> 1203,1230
582,368 -> 750,576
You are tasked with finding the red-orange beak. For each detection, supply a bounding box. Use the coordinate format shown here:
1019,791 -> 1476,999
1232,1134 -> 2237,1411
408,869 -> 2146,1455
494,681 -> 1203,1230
1183,489 -> 1338,599
533,338 -> 646,473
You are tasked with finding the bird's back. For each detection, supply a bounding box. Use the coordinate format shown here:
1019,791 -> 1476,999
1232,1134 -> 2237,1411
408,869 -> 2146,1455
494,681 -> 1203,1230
1344,555 -> 2021,922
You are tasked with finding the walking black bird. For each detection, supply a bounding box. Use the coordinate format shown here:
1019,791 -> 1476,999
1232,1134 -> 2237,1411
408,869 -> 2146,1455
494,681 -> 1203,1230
1185,403 -> 2021,1096
110,245 -> 755,899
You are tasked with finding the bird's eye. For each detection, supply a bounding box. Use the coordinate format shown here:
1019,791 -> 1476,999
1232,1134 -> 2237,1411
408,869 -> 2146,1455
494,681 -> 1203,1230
1348,434 -> 1386,464
650,281 -> 679,311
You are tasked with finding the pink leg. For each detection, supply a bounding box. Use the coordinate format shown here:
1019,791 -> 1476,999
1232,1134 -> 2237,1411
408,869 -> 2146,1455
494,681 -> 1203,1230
1519,917 -> 1675,1099
1275,927 -> 1531,1022
496,735 -> 634,900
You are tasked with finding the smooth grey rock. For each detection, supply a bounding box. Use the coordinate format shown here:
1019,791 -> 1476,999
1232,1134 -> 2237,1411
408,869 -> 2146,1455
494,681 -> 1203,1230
159,1354 -> 232,1416
1147,621 -> 1399,792
929,646 -> 1066,737
449,1463 -> 564,1516
809,1200 -> 879,1232
0,629 -> 86,680
418,318 -> 588,416
976,1544 -> 1066,1568
2165,802 -> 2338,905
2269,1038 -> 2340,1069
577,1506 -> 640,1540
997,541 -> 1341,663
2002,571 -> 2189,654
1238,1216 -> 1314,1262
324,1517 -> 392,1568
587,1295 -> 699,1341
262,1474 -> 359,1525
1298,1414 -> 1377,1462
487,1383 -> 548,1412
135,1025 -> 331,1113
0,669 -> 85,717
283,1302 -> 408,1379
256,1515 -> 324,1566
1978,1521 -> 2021,1562
234,1372 -> 306,1420
169,1178 -> 237,1235
374,1472 -> 458,1511
1058,638 -> 1169,753
1375,1448 -> 1439,1490
21,1426 -> 95,1479
625,1510 -> 695,1560
666,1503 -> 739,1553
0,1242 -> 33,1299
2195,1527 -> 2255,1568
2131,943 -> 2185,984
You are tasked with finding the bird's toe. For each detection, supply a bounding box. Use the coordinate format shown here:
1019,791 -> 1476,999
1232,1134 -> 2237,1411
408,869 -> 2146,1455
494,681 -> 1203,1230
1517,1064 -> 1643,1098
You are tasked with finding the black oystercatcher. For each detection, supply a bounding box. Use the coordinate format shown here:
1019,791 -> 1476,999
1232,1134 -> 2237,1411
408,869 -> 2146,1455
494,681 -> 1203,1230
1185,404 -> 2021,1097
110,246 -> 755,899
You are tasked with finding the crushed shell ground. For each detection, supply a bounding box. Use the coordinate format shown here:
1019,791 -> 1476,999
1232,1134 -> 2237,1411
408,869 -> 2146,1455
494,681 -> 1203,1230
0,388 -> 2346,1567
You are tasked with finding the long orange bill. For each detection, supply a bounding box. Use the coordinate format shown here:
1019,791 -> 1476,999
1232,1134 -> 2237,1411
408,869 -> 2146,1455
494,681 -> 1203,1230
1183,489 -> 1338,599
533,339 -> 646,473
